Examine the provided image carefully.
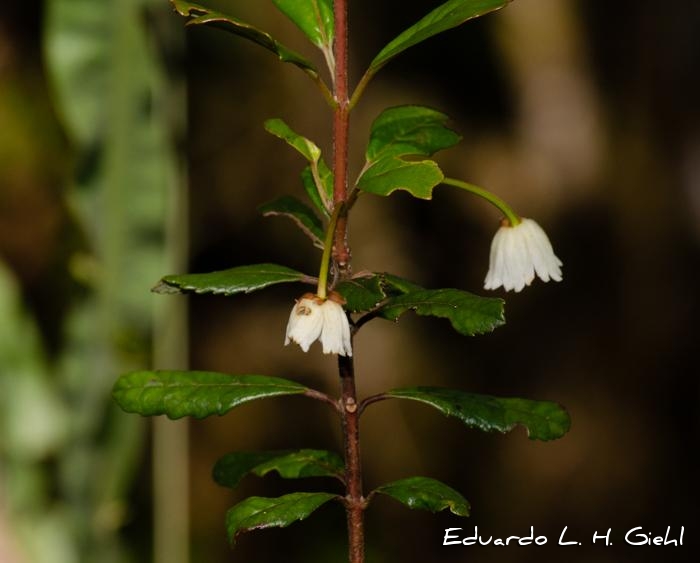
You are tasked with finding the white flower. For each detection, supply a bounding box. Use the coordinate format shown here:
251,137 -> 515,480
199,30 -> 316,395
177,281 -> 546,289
284,293 -> 352,356
484,218 -> 563,292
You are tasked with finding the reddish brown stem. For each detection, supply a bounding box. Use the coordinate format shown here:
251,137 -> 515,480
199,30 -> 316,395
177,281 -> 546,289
332,0 -> 351,277
339,355 -> 364,563
332,1 -> 364,562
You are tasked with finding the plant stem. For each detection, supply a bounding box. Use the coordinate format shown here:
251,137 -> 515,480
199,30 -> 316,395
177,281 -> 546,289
339,355 -> 365,563
333,1 -> 364,562
317,204 -> 343,299
442,177 -> 521,226
332,0 -> 351,276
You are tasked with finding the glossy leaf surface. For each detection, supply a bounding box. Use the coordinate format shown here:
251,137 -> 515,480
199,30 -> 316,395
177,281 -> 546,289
153,263 -> 314,296
226,492 -> 337,545
366,106 -> 461,162
259,195 -> 325,247
264,118 -> 322,163
374,476 -> 470,516
272,0 -> 334,51
369,0 -> 511,73
380,288 -> 505,336
214,449 -> 345,488
335,275 -> 388,312
171,0 -> 317,75
358,158 -> 444,199
113,371 -> 307,419
358,106 -> 460,199
387,387 -> 571,441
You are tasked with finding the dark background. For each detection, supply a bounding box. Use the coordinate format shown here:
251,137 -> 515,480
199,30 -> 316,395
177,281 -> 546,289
1,1 -> 699,562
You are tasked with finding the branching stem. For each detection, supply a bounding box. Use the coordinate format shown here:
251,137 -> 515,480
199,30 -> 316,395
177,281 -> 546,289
332,1 -> 364,562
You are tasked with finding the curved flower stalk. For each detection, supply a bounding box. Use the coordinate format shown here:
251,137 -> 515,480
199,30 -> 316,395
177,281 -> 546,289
285,292 -> 352,356
484,218 -> 563,292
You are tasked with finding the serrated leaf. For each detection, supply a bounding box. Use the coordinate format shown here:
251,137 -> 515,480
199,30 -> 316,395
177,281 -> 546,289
113,371 -> 307,419
213,449 -> 345,488
170,0 -> 318,76
382,273 -> 423,294
374,476 -> 470,516
264,118 -> 322,163
368,0 -> 511,74
358,106 -> 460,199
380,288 -> 505,336
226,492 -> 337,545
153,263 -> 314,296
387,387 -> 571,441
366,106 -> 461,162
357,157 -> 444,199
335,276 -> 387,312
259,195 -> 325,247
335,272 -> 423,313
272,0 -> 334,52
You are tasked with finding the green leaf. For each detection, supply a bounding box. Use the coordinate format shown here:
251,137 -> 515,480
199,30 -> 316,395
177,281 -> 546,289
153,263 -> 314,296
368,0 -> 511,74
264,118 -> 322,163
272,0 -> 334,53
366,106 -> 461,162
382,273 -> 423,294
335,275 -> 388,313
380,288 -> 505,336
386,387 -> 571,441
374,476 -> 470,516
259,196 -> 325,248
226,492 -> 337,545
263,118 -> 333,215
213,449 -> 345,488
358,106 -> 460,199
358,157 -> 444,199
170,0 -> 318,76
301,164 -> 332,217
113,371 -> 308,419
334,272 -> 424,313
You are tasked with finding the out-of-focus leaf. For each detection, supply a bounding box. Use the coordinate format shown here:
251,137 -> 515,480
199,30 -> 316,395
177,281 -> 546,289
380,288 -> 505,336
226,492 -> 337,545
386,387 -> 571,441
272,0 -> 334,53
373,476 -> 470,516
0,263 -> 67,459
45,0 -> 182,560
213,449 -> 345,488
368,0 -> 511,74
113,371 -> 308,419
358,106 -> 460,199
259,195 -> 325,247
153,263 -> 315,296
170,0 -> 318,75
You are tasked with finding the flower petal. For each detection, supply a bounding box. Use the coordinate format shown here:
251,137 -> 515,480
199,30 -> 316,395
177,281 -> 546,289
285,296 -> 324,352
320,299 -> 352,357
484,218 -> 562,292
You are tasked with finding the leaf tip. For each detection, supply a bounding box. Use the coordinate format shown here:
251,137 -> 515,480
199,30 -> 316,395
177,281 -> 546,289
152,279 -> 181,294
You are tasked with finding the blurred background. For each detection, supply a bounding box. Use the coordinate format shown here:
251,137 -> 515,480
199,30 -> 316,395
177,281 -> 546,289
1,0 -> 698,562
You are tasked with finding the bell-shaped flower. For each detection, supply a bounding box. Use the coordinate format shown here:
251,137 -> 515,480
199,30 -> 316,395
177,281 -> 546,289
484,218 -> 563,292
285,292 -> 352,356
